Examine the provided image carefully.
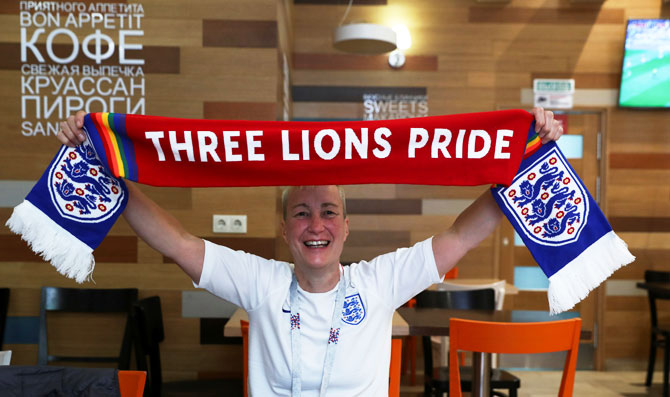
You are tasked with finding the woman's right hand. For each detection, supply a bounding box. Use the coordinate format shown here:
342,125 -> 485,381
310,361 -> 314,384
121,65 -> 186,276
57,110 -> 87,147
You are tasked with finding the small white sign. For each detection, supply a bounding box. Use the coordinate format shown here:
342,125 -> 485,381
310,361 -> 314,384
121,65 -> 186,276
533,79 -> 575,109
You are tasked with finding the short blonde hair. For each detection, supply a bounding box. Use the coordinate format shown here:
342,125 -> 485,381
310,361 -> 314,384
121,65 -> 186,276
281,185 -> 347,220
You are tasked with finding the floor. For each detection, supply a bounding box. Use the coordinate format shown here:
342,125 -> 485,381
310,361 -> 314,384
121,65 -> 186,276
399,369 -> 667,396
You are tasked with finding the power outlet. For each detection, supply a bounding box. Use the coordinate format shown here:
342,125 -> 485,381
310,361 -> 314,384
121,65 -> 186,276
229,215 -> 247,234
212,214 -> 247,234
212,215 -> 230,233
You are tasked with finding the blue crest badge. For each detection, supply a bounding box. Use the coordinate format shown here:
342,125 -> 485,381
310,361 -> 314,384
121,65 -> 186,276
48,142 -> 125,223
342,293 -> 366,325
497,146 -> 589,246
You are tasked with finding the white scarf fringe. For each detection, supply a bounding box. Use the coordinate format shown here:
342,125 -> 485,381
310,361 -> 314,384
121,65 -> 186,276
5,200 -> 95,283
547,231 -> 634,315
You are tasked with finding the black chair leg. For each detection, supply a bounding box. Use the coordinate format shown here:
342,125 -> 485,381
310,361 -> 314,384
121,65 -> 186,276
647,334 -> 657,386
423,382 -> 433,397
664,339 -> 670,397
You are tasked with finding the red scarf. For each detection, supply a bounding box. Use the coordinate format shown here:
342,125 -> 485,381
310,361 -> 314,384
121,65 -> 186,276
84,109 -> 533,187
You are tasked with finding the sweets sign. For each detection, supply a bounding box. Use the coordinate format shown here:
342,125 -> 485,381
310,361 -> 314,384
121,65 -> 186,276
363,93 -> 428,120
19,1 -> 146,137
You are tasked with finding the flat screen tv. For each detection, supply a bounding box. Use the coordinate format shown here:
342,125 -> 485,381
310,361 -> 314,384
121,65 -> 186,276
618,19 -> 670,108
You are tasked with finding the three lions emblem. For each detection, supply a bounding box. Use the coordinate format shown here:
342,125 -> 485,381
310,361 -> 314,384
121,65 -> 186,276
342,293 -> 366,325
48,141 -> 125,223
497,147 -> 588,246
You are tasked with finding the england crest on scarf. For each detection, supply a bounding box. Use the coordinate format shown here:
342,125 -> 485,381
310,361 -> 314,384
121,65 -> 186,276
492,140 -> 635,314
6,138 -> 128,283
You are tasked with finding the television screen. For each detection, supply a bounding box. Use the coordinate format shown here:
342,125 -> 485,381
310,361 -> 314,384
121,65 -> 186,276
618,19 -> 670,108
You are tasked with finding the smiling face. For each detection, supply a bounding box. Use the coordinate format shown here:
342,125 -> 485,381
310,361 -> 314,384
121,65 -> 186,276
281,185 -> 349,276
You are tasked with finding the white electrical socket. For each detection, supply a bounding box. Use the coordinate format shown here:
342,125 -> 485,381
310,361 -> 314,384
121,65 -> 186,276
229,215 -> 247,233
212,215 -> 229,233
212,214 -> 247,234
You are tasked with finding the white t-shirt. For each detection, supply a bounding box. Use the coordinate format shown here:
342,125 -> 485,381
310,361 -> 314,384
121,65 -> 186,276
196,237 -> 441,396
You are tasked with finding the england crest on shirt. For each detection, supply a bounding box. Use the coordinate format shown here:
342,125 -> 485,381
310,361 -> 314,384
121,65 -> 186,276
496,146 -> 589,247
47,142 -> 125,223
342,293 -> 366,325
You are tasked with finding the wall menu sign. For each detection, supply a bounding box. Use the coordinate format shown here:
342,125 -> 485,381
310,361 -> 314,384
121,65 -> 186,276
19,1 -> 146,137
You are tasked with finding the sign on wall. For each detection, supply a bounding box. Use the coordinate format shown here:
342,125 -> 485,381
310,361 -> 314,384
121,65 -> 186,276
363,93 -> 428,120
19,1 -> 146,137
533,78 -> 575,109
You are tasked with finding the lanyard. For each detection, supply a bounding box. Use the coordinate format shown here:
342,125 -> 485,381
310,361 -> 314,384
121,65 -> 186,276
289,267 -> 348,397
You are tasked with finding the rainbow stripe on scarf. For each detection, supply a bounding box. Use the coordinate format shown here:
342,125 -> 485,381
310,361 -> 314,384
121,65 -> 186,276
523,130 -> 542,159
87,113 -> 138,181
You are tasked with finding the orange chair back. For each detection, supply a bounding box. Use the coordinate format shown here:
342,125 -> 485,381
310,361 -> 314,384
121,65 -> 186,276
389,338 -> 402,397
449,317 -> 581,397
241,319 -> 249,397
444,266 -> 459,279
118,370 -> 146,397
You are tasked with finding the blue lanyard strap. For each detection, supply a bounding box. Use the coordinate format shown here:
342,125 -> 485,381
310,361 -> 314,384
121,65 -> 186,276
289,269 -> 348,397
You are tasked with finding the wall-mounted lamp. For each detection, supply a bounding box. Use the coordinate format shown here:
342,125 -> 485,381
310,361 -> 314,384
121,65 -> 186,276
388,24 -> 411,69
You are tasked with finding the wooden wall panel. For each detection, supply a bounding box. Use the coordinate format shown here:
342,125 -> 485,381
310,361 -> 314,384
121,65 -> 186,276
141,0 -> 277,21
293,70 -> 444,89
0,235 -> 137,262
610,153 -> 670,169
346,199 -> 422,215
202,20 -> 278,48
203,102 -> 276,120
468,7 -> 625,24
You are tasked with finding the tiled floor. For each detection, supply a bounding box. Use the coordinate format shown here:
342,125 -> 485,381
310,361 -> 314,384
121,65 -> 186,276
399,370 -> 667,396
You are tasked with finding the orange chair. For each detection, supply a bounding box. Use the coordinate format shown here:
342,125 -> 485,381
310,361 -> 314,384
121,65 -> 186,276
241,320 -> 402,397
241,320 -> 249,397
118,370 -> 147,397
444,267 -> 459,280
403,267 -> 459,385
449,318 -> 582,397
389,338 -> 403,397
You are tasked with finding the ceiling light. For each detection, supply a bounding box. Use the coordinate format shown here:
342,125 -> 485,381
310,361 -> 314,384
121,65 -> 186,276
333,23 -> 397,54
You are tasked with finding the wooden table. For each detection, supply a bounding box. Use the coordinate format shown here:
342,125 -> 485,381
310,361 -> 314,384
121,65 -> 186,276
397,307 -> 587,397
637,281 -> 670,294
396,307 -> 589,338
429,279 -> 519,295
